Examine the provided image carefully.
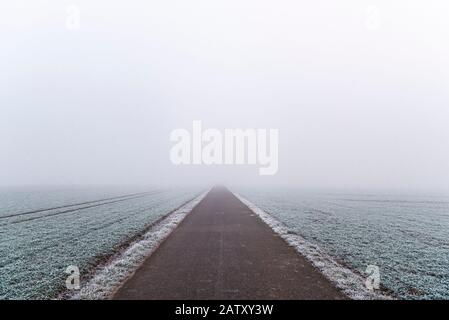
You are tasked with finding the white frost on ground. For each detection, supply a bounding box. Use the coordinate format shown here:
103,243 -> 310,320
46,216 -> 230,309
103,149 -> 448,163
66,190 -> 209,300
233,192 -> 392,300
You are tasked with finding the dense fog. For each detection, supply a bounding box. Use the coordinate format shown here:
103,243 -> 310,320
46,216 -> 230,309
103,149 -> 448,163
1,1 -> 448,191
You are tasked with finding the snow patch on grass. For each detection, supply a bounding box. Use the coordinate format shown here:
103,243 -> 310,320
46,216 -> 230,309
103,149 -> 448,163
233,192 -> 392,300
65,190 -> 209,300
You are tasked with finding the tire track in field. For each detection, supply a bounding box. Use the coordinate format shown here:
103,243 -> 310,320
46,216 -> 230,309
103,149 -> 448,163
0,190 -> 165,225
0,191 -> 157,219
0,192 -> 195,270
2,203 -> 161,267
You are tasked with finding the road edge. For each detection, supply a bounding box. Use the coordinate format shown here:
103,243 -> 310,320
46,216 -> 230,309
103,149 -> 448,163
62,189 -> 210,300
232,191 -> 393,300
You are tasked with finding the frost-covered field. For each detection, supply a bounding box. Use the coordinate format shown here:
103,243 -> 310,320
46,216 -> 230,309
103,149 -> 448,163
237,188 -> 449,299
0,187 -> 201,299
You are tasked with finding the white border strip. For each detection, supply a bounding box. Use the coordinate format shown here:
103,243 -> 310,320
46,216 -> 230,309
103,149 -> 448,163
233,192 -> 392,300
65,190 -> 209,300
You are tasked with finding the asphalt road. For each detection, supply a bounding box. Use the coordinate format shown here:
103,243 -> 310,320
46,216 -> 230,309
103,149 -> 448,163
113,186 -> 346,299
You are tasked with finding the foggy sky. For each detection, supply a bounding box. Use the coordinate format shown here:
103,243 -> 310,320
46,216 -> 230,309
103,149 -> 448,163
1,1 -> 449,191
